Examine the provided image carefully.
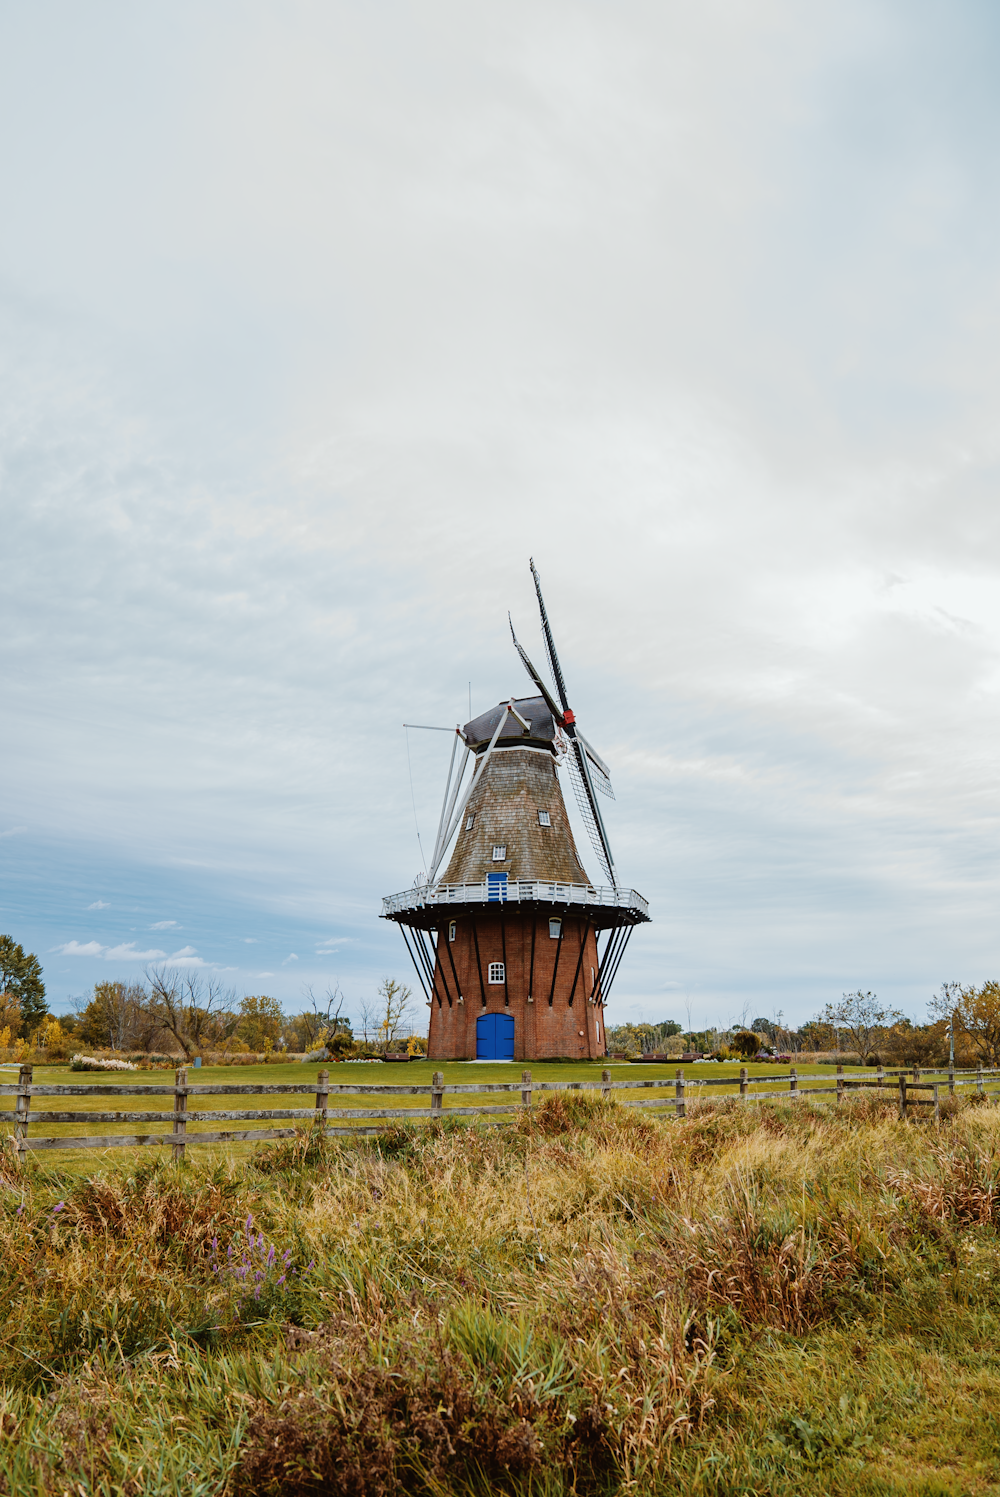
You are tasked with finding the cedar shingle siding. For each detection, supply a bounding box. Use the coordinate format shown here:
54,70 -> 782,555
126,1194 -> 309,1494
442,748 -> 590,886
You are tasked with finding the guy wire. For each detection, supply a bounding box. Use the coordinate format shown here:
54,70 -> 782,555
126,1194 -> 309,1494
404,725 -> 426,871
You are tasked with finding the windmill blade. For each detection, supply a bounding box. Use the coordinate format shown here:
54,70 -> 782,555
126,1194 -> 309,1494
578,732 -> 615,800
509,616 -> 565,725
530,558 -> 571,714
565,742 -> 615,884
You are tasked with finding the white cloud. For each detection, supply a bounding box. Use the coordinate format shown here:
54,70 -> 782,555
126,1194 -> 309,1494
86,900 -> 110,910
282,953 -> 299,964
243,938 -> 259,944
150,920 -> 179,930
105,942 -> 167,960
257,972 -> 275,978
55,939 -> 167,960
0,826 -> 26,839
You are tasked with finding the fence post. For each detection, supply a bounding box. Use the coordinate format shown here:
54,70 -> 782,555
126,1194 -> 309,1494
13,1063 -> 32,1166
431,1071 -> 444,1119
675,1068 -> 685,1119
837,1070 -> 845,1105
898,1073 -> 907,1121
601,1068 -> 611,1101
172,1066 -> 188,1164
948,1062 -> 955,1097
789,1067 -> 798,1094
739,1067 -> 748,1097
315,1068 -> 329,1137
877,1062 -> 885,1089
978,1064 -> 984,1098
933,1084 -> 940,1125
913,1065 -> 920,1084
522,1069 -> 533,1111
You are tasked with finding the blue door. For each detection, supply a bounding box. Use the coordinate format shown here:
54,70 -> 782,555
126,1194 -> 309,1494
487,872 -> 508,902
476,1012 -> 515,1059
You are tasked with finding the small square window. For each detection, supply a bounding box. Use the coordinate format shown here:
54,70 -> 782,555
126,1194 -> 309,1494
549,918 -> 562,939
448,920 -> 456,942
492,844 -> 507,861
488,961 -> 505,984
537,810 -> 551,827
466,814 -> 475,830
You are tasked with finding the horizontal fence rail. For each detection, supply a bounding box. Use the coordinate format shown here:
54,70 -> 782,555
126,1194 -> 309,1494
5,1061 -> 1000,1162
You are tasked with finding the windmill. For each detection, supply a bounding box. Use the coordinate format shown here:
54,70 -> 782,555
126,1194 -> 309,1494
382,560 -> 650,1061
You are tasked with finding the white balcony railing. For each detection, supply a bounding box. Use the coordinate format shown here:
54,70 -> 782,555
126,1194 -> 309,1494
382,880 -> 649,919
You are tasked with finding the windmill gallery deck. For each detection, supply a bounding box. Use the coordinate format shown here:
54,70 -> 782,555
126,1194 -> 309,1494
382,561 -> 650,1061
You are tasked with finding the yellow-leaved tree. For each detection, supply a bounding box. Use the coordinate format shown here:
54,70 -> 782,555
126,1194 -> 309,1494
236,995 -> 284,1053
929,981 -> 1000,1067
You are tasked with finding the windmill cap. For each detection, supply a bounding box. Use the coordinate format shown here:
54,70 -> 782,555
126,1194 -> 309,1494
463,695 -> 558,754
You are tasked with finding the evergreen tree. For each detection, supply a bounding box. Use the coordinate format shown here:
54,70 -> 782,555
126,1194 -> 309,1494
0,935 -> 47,1034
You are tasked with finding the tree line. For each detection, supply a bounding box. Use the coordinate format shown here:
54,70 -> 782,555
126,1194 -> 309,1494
607,984 -> 1000,1067
0,933 -> 418,1059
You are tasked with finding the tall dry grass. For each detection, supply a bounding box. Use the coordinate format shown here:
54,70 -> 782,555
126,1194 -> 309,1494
4,1092 -> 1000,1493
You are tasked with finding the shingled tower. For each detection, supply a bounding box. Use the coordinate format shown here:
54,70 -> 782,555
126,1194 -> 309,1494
382,561 -> 650,1060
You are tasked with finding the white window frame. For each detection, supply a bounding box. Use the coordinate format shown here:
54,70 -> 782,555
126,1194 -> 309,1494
448,920 -> 456,942
549,918 -> 562,939
466,813 -> 475,830
488,961 -> 505,984
537,809 -> 551,827
492,844 -> 507,861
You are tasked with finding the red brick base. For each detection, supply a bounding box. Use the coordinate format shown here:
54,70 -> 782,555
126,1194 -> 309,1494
426,909 -> 606,1061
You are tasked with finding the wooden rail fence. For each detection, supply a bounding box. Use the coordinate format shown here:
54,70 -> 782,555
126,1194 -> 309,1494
4,1061 -> 1000,1163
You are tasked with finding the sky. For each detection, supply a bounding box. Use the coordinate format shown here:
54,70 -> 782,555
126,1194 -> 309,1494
3,0 -> 1000,1032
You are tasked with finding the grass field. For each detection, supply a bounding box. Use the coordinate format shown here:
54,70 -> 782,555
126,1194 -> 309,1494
5,1082 -> 1000,1494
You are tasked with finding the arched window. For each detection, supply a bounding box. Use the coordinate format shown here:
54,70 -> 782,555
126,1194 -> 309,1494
488,962 -> 505,984
549,918 -> 562,939
449,921 -> 456,942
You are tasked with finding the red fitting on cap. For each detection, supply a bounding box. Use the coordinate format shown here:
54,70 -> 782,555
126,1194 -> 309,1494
562,708 -> 575,725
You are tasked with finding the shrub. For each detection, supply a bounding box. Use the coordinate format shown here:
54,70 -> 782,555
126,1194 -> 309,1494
70,1054 -> 138,1072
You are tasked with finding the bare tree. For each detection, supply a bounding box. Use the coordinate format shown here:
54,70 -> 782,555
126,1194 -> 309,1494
72,982 -> 159,1051
819,991 -> 902,1064
371,978 -> 413,1054
144,968 -> 238,1058
295,984 -> 349,1050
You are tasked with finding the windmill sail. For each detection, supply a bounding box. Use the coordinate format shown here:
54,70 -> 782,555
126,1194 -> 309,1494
566,743 -> 614,883
530,557 -> 570,713
509,617 -> 565,725
578,732 -> 615,800
519,560 -> 619,887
